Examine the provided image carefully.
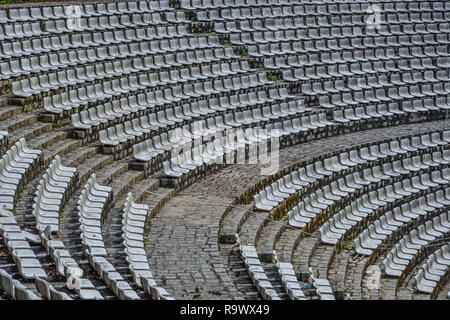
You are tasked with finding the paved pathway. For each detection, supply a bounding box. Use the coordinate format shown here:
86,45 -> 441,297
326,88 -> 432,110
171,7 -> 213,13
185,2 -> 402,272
145,119 -> 450,300
145,195 -> 243,299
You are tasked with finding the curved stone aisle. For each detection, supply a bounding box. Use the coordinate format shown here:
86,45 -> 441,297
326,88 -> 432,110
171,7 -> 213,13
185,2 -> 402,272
145,194 -> 243,300
144,119 -> 450,300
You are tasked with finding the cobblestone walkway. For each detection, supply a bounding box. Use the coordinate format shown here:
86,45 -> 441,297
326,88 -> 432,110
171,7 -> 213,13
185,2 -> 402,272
145,195 -> 243,299
144,119 -> 450,300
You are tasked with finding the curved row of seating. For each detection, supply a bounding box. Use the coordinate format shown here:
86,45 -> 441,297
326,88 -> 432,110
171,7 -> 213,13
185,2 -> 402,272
273,250 -> 306,300
308,267 -> 335,300
121,193 -> 174,300
303,69 -> 449,96
235,235 -> 281,300
132,106 -> 331,161
230,24 -> 449,43
319,82 -> 449,110
224,19 -> 449,41
352,187 -> 450,254
0,138 -> 40,211
332,98 -> 447,126
0,209 -> 47,280
0,130 -> 7,157
1,14 -> 185,46
289,157 -> 448,230
0,269 -> 41,300
415,243 -> 450,294
248,45 -> 447,64
7,40 -> 232,98
4,29 -> 219,62
135,111 -> 329,174
41,69 -> 274,115
34,276 -> 72,300
78,174 -> 112,257
331,174 -> 450,246
78,174 -> 138,300
254,131 -> 449,212
283,53 -> 448,76
285,61 -> 448,84
30,156 -> 102,300
183,0 -> 448,15
218,25 -> 449,43
249,24 -> 450,45
79,82 -> 294,138
185,0 -> 313,11
214,16 -> 448,34
2,43 -> 236,82
14,54 -> 248,99
74,85 -> 306,134
198,8 -> 449,24
382,211 -> 449,277
0,1 -> 172,24
162,127 -> 278,182
33,155 -> 77,234
246,38 -> 449,57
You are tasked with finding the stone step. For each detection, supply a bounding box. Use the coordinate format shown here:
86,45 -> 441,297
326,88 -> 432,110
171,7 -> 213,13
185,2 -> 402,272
27,130 -> 67,151
41,138 -> 83,167
0,97 -> 8,107
78,154 -> 115,184
412,292 -> 430,300
379,278 -> 397,300
255,218 -> 284,257
237,212 -> 269,247
14,174 -> 41,226
219,204 -> 252,244
58,187 -> 117,300
0,113 -> 39,137
128,178 -> 160,204
30,243 -> 79,299
308,243 -> 334,280
94,161 -> 128,186
100,175 -> 162,298
9,122 -> 54,147
103,177 -> 159,235
0,105 -> 22,122
62,145 -> 98,168
328,251 -> 350,300
262,264 -> 290,300
102,209 -> 138,273
435,283 -> 450,300
274,227 -> 302,263
140,186 -> 177,292
291,234 -> 319,280
101,204 -> 149,298
227,247 -> 261,300
344,255 -> 367,300
142,187 -> 175,220
109,170 -> 145,205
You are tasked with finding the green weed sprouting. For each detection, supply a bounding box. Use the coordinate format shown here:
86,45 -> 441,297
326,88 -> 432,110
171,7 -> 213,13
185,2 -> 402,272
238,48 -> 248,57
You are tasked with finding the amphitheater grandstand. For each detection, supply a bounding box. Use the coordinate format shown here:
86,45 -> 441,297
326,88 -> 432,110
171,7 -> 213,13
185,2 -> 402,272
0,0 -> 448,303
